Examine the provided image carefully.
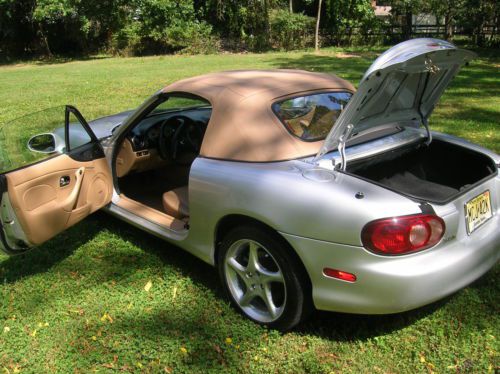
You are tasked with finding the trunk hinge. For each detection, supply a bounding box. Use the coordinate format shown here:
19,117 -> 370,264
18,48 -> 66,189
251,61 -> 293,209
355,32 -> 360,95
336,124 -> 354,171
422,117 -> 432,146
419,61 -> 438,146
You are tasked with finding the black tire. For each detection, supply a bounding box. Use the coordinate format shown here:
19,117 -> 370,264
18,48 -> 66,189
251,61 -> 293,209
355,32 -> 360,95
217,225 -> 312,331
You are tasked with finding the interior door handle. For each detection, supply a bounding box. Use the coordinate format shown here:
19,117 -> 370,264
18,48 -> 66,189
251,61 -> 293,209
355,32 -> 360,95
60,176 -> 70,187
62,167 -> 85,212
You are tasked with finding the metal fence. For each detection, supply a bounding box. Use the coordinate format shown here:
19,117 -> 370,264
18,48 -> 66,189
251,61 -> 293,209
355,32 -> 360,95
322,24 -> 499,46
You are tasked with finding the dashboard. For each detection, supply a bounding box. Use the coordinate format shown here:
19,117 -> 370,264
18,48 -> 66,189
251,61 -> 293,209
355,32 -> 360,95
127,107 -> 211,152
116,107 -> 211,178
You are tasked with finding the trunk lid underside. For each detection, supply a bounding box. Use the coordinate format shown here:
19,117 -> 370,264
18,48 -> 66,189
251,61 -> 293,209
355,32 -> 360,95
316,38 -> 476,161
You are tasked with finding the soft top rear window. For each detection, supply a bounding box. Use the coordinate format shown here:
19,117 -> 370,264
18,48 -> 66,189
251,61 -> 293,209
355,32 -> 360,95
272,91 -> 352,141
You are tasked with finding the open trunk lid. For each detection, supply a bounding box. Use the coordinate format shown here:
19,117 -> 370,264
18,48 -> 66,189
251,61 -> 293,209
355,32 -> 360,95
315,38 -> 476,162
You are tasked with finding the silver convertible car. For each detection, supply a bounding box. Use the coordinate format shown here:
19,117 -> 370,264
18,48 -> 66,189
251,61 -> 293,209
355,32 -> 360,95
0,39 -> 498,330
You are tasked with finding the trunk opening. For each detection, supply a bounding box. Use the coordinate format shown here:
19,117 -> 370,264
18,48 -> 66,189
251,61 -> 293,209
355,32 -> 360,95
346,139 -> 497,204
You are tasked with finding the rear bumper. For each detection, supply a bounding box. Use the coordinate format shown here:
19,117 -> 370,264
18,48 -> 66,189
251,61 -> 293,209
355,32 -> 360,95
281,215 -> 499,314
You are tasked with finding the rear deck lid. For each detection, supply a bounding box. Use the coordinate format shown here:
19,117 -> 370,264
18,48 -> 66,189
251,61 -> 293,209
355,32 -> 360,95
315,38 -> 476,161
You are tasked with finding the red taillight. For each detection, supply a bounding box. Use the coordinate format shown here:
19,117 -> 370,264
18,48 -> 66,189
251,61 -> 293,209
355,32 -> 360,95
361,214 -> 445,255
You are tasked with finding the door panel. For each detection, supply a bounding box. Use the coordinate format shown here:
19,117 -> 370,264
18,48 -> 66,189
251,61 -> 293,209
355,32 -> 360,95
5,155 -> 112,245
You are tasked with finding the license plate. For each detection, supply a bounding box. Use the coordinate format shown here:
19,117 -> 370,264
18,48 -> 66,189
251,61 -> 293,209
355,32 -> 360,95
464,190 -> 492,235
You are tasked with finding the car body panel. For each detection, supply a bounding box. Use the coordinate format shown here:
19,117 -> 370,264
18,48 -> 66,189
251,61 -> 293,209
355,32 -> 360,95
88,110 -> 133,139
282,210 -> 499,313
187,157 -> 421,250
316,38 -> 476,160
284,162 -> 499,313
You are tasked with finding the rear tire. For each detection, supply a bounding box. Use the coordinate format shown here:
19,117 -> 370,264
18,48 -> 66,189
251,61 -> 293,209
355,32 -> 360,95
217,225 -> 311,331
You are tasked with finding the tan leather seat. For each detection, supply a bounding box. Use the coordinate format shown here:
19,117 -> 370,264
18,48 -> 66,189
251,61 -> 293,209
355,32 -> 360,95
162,186 -> 189,219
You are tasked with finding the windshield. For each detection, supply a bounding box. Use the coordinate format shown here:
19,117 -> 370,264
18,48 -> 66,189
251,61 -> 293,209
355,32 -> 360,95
147,96 -> 210,117
272,91 -> 352,141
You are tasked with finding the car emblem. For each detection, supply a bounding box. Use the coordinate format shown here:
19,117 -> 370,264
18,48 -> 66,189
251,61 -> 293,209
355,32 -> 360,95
425,57 -> 440,74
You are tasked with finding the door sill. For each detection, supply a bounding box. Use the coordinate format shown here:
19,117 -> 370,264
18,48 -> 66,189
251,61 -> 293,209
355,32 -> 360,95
104,195 -> 188,241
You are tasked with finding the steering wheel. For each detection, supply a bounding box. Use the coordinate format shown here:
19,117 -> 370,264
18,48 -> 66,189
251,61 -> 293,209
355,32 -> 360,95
158,115 -> 203,162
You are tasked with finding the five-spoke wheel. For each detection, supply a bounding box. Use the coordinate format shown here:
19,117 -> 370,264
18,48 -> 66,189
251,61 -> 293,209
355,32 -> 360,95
218,225 -> 311,331
224,239 -> 286,323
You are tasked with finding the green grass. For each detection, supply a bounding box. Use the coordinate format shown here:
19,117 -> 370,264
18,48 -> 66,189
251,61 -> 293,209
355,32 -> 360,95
0,49 -> 498,373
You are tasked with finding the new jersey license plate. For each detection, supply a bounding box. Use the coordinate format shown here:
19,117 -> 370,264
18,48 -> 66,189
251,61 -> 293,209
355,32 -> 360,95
465,190 -> 492,235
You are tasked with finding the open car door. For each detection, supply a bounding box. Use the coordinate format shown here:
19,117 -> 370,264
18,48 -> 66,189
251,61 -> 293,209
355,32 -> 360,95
0,106 -> 113,255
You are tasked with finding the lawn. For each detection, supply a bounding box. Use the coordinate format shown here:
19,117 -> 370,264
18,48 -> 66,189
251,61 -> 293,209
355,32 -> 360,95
0,48 -> 498,373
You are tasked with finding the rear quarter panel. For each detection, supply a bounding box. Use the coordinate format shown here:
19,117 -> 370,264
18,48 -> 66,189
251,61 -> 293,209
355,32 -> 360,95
185,157 -> 422,264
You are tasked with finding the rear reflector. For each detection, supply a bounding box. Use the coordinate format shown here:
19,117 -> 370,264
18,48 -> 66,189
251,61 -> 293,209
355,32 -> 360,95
361,214 -> 445,255
323,268 -> 357,282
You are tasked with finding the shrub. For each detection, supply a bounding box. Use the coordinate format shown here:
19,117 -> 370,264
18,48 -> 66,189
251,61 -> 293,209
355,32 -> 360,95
269,9 -> 315,50
109,0 -> 217,56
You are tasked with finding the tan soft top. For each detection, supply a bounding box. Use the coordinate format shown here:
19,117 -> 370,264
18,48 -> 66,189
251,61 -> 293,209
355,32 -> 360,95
162,69 -> 355,162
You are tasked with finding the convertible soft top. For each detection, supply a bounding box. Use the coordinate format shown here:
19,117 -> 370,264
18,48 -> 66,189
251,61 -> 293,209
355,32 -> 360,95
162,69 -> 355,162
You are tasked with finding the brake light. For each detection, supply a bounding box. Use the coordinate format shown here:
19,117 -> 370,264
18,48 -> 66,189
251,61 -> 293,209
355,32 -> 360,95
361,214 -> 445,255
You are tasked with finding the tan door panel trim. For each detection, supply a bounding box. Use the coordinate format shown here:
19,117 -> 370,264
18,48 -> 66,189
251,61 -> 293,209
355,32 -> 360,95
23,184 -> 56,211
5,154 -> 112,245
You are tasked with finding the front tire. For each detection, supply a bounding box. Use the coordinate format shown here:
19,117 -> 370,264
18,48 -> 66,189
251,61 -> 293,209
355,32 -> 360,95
217,225 -> 311,331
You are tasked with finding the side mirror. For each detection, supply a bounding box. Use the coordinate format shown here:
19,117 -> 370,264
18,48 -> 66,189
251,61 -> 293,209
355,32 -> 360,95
27,133 -> 57,154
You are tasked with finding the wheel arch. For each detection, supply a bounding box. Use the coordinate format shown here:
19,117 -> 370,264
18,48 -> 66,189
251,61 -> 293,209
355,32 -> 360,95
213,214 -> 313,298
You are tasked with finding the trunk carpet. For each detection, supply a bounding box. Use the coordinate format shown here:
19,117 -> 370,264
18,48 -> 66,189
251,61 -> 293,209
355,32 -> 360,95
379,171 -> 459,202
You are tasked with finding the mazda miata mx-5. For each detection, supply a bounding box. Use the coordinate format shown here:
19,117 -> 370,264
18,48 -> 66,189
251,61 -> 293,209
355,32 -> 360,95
0,39 -> 498,330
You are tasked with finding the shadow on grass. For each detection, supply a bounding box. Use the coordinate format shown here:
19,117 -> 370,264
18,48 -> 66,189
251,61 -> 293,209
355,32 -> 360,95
444,106 -> 500,126
0,54 -> 111,67
297,298 -> 451,341
267,53 -> 371,84
0,216 -> 102,283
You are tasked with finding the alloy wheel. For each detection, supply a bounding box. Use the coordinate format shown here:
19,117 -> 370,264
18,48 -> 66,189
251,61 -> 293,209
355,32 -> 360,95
224,239 -> 287,323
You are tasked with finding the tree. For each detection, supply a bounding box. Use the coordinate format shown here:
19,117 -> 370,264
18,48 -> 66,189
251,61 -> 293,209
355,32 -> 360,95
0,0 -> 37,59
423,0 -> 463,39
455,0 -> 499,46
315,0 -> 323,52
389,0 -> 425,40
322,0 -> 379,46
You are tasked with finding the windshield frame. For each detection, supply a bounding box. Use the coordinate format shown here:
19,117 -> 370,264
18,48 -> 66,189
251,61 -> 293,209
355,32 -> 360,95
146,92 -> 211,118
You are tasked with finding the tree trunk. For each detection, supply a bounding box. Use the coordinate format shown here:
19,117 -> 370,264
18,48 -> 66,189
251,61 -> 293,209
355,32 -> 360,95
289,0 -> 293,13
315,0 -> 323,53
444,13 -> 453,40
404,10 -> 413,40
37,23 -> 52,58
476,22 -> 485,46
263,0 -> 270,43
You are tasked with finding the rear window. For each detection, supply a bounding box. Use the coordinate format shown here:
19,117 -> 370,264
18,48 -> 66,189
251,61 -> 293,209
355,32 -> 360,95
273,91 -> 352,141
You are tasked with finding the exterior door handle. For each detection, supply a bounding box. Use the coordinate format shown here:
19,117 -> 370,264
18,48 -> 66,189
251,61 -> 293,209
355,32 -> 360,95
60,176 -> 70,187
